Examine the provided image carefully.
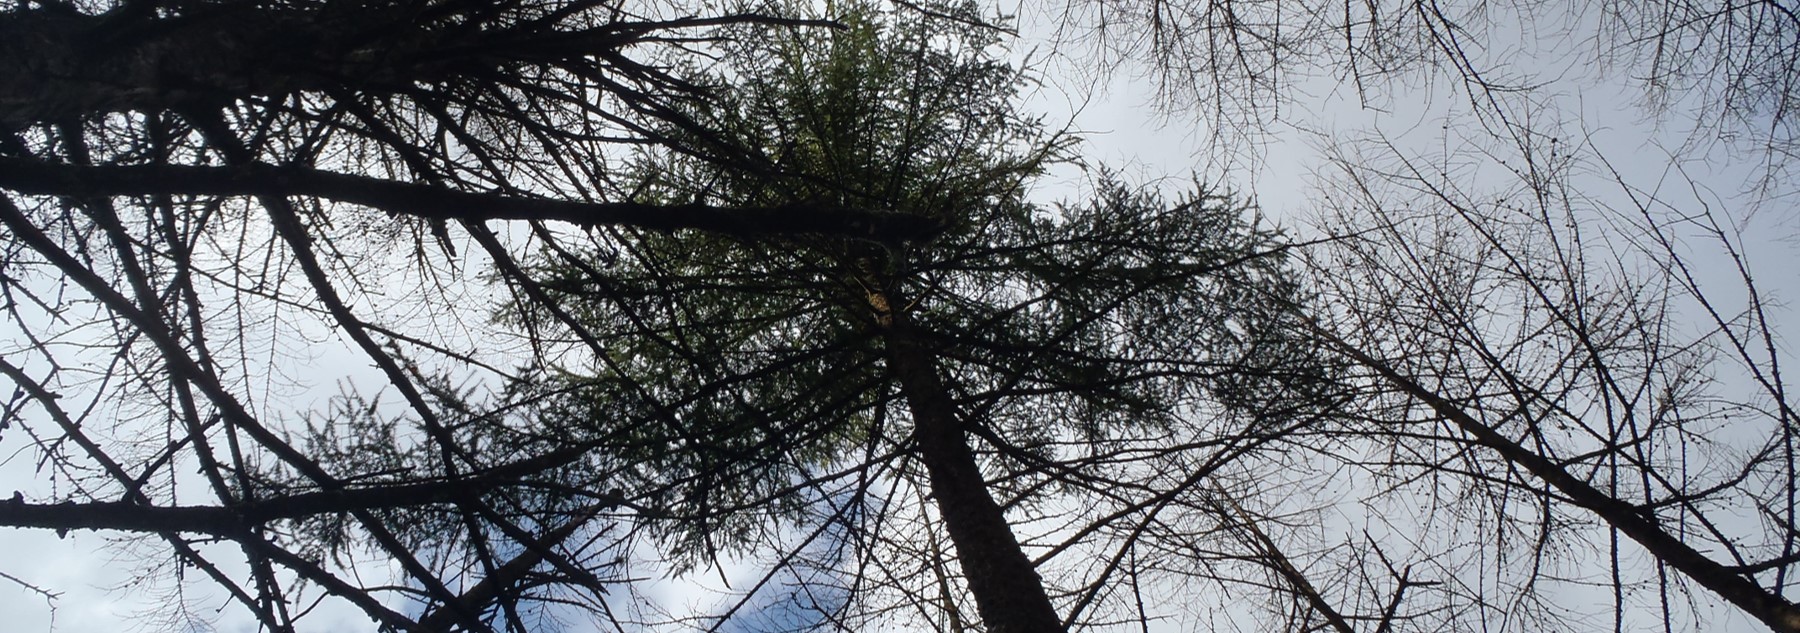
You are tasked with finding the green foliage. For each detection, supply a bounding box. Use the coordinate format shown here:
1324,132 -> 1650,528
907,179 -> 1326,444
501,0 -> 1326,574
643,0 -> 1057,225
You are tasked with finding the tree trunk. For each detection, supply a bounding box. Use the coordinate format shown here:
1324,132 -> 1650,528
1328,334 -> 1800,633
875,289 -> 1068,633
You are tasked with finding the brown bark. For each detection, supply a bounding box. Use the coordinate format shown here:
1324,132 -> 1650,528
875,290 -> 1068,633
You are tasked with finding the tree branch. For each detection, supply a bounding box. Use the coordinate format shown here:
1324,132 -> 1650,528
0,445 -> 590,537
1314,325 -> 1800,633
0,4 -> 835,127
0,158 -> 944,242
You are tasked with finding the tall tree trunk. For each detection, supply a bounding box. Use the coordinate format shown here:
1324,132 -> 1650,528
1324,330 -> 1800,633
874,288 -> 1068,633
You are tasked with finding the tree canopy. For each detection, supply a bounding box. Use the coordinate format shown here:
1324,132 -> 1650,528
0,1 -> 1797,633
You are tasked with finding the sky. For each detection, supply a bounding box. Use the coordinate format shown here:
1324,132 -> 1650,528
1046,10 -> 1795,632
3,1 -> 1798,632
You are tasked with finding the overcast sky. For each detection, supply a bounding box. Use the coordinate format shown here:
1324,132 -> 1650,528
4,2 -> 1797,632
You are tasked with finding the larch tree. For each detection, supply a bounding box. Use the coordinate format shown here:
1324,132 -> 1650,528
1034,0 -> 1800,630
495,5 -> 1334,630
0,1 -> 1324,631
1287,135 -> 1800,632
0,1 -> 941,631
2,1 -> 1798,633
